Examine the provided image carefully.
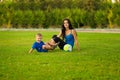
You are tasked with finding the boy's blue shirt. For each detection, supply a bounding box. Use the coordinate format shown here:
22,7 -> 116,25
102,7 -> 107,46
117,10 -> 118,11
32,41 -> 48,52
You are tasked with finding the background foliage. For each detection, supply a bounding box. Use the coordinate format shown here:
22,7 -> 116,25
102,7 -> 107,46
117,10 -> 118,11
0,0 -> 120,28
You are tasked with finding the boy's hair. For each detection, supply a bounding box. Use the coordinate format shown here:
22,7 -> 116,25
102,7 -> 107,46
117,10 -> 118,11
36,33 -> 42,37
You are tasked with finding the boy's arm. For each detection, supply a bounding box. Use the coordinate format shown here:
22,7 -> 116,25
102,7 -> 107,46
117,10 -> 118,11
29,48 -> 34,53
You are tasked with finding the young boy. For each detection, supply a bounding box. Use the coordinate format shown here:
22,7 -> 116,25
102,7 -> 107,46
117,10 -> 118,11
29,33 -> 48,53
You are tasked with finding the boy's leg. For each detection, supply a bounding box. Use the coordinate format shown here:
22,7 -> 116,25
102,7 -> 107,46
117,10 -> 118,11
43,44 -> 54,50
47,42 -> 58,50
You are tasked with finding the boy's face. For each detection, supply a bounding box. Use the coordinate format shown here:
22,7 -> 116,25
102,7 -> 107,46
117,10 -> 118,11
36,35 -> 42,43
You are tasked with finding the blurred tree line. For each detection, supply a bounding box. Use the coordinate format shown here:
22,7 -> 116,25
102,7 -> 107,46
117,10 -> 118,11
0,0 -> 120,28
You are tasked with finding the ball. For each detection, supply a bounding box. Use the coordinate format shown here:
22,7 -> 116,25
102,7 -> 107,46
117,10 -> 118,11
63,44 -> 72,52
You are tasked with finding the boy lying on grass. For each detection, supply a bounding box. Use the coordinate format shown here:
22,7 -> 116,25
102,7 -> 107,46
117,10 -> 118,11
29,33 -> 58,53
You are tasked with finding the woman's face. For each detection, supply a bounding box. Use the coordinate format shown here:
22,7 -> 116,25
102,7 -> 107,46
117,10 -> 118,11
63,20 -> 69,28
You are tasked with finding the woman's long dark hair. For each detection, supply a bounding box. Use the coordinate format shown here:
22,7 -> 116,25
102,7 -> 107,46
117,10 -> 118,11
61,18 -> 74,40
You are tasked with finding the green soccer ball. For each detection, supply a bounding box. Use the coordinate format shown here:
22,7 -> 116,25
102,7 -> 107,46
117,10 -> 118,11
63,44 -> 72,52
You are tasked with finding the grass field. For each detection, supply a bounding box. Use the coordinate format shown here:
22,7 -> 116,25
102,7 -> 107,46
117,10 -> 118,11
0,30 -> 120,80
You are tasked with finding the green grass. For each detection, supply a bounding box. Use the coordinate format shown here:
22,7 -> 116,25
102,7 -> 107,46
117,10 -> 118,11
0,30 -> 120,80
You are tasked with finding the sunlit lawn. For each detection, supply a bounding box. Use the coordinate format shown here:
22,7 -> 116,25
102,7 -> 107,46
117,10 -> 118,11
0,30 -> 120,80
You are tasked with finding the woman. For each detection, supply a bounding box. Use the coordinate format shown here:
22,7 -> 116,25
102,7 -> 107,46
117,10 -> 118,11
57,18 -> 80,51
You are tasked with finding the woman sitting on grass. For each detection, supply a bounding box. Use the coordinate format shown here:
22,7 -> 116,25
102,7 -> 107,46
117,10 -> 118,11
57,18 -> 80,51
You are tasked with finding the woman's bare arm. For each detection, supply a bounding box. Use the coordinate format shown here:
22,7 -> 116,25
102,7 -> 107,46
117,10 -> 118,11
57,30 -> 62,37
72,29 -> 80,51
